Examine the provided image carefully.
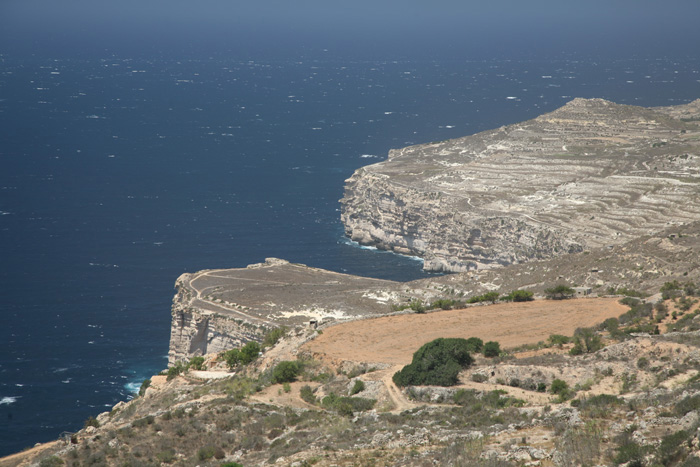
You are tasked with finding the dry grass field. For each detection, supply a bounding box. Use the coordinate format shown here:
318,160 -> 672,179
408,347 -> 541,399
304,298 -> 628,364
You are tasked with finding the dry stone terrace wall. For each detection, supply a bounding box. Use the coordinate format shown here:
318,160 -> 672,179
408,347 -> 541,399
341,98 -> 700,272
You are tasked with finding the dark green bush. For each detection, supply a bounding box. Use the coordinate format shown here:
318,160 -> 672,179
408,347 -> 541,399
321,393 -> 376,415
350,379 -> 365,395
465,337 -> 483,353
548,334 -> 571,346
240,341 -> 261,365
300,385 -> 317,405
189,356 -> 205,371
570,327 -> 603,355
223,349 -> 240,370
138,378 -> 151,397
271,361 -> 301,384
263,326 -> 288,348
545,284 -> 575,300
503,290 -> 534,302
483,341 -> 501,358
392,338 -> 473,387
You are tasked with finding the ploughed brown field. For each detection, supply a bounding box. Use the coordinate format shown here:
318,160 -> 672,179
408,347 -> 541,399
304,298 -> 628,365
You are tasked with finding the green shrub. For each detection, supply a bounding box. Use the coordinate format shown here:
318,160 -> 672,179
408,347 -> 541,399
658,430 -> 690,465
271,361 -> 301,383
548,334 -> 571,346
545,284 -> 575,300
156,450 -> 176,464
503,290 -> 534,302
138,378 -> 151,397
283,382 -> 291,393
569,328 -> 603,355
221,463 -> 244,467
167,361 -> 186,380
39,456 -> 64,467
263,326 -> 288,348
350,379 -> 365,395
467,291 -> 500,304
223,349 -> 240,370
300,385 -> 317,405
483,341 -> 501,358
188,356 -> 205,371
197,445 -> 217,461
409,299 -> 426,313
321,393 -> 376,415
550,379 -> 573,401
675,394 -> 700,416
240,341 -> 261,365
465,337 -> 483,353
84,416 -> 99,429
393,338 -> 473,387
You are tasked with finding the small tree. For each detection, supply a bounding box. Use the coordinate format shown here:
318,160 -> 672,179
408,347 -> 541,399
272,361 -> 301,383
483,341 -> 501,358
545,284 -> 575,300
223,348 -> 240,370
483,291 -> 500,304
240,341 -> 261,365
188,356 -> 205,371
393,338 -> 473,387
570,328 -> 603,355
510,290 -> 534,302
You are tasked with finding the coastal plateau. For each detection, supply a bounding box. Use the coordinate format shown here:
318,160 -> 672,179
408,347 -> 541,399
341,98 -> 700,272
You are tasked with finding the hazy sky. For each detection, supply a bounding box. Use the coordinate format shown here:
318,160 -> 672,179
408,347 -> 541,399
2,0 -> 699,59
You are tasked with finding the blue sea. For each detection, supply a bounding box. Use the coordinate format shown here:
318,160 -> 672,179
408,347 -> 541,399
1,50 -> 699,455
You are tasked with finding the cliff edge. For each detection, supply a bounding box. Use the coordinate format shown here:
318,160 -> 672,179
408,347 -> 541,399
341,98 -> 700,272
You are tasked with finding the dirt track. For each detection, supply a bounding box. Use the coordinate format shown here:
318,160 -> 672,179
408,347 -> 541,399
304,298 -> 627,365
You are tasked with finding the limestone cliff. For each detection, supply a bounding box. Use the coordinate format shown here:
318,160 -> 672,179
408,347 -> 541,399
168,273 -> 270,365
341,98 -> 700,272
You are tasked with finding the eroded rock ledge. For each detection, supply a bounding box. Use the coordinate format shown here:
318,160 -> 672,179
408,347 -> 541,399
341,98 -> 700,272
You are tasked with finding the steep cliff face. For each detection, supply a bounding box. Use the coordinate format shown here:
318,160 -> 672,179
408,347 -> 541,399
341,98 -> 700,272
168,273 -> 268,365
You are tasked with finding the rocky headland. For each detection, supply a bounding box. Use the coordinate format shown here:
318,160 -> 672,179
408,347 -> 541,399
341,98 -> 700,272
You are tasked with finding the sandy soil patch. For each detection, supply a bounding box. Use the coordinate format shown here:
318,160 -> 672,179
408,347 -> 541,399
304,298 -> 627,365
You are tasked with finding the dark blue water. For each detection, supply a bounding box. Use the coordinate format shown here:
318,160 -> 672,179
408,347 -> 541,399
1,53 -> 699,455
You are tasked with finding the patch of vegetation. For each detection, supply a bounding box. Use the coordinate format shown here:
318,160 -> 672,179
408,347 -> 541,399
467,291 -> 500,304
349,379 -> 365,395
607,286 -> 648,298
465,337 -> 484,353
501,289 -> 534,302
545,284 -> 575,300
429,298 -> 465,310
300,385 -> 317,405
271,361 -> 302,384
263,326 -> 288,348
483,341 -> 501,358
39,456 -> 64,467
138,378 -> 151,397
393,338 -> 473,387
319,393 -> 376,416
548,334 -> 571,346
189,356 -> 206,371
550,379 -> 574,402
569,327 -> 603,355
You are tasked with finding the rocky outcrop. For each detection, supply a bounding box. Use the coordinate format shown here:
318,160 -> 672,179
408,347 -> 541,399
341,98 -> 700,272
168,273 -> 268,365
